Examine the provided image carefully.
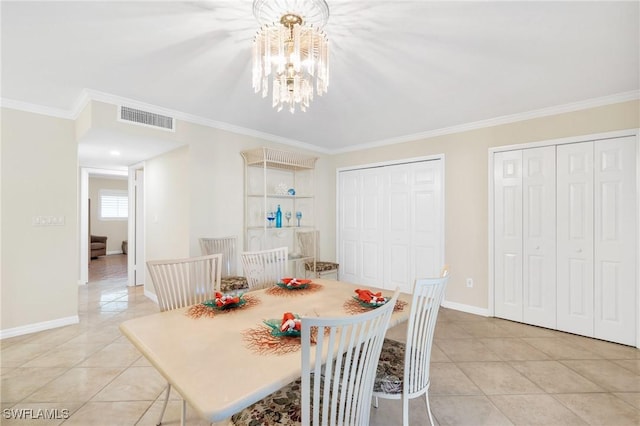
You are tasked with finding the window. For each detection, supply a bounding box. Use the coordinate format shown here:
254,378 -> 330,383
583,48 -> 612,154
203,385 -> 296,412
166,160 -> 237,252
100,190 -> 128,220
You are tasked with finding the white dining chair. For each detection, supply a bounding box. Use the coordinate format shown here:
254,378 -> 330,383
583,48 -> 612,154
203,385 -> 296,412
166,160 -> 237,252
146,253 -> 222,426
199,236 -> 249,294
231,289 -> 400,425
296,230 -> 339,279
372,272 -> 449,426
240,246 -> 288,291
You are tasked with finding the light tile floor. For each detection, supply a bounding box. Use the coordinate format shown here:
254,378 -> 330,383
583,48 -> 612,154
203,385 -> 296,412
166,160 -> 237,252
2,254 -> 639,425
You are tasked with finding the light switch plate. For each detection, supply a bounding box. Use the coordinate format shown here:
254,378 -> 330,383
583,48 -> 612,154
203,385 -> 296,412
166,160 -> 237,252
33,216 -> 65,226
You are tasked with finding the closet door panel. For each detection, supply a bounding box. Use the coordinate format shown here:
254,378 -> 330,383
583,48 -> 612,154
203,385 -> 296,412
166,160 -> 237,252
338,171 -> 361,283
557,142 -> 594,337
359,169 -> 384,285
414,190 -> 439,280
412,161 -> 444,281
594,137 -> 636,345
385,166 -> 412,292
522,146 -> 556,328
494,150 -> 523,321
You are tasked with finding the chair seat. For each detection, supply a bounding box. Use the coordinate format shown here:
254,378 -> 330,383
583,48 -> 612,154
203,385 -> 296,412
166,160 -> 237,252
304,261 -> 339,272
374,338 -> 406,394
231,378 -> 303,425
220,276 -> 249,293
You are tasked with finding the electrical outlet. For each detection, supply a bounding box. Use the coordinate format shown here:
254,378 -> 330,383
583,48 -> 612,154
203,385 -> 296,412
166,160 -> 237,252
466,278 -> 473,288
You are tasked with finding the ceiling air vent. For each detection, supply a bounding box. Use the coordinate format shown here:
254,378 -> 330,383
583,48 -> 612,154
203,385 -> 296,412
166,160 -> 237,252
119,106 -> 175,131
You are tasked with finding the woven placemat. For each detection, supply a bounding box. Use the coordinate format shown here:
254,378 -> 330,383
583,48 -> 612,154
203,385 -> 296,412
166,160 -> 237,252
343,298 -> 407,315
265,282 -> 323,297
186,294 -> 261,319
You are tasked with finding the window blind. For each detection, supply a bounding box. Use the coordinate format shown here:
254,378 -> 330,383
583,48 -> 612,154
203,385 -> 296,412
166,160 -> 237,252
100,190 -> 128,219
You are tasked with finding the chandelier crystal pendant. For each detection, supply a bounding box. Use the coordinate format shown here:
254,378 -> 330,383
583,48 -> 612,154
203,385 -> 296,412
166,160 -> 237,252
252,0 -> 330,113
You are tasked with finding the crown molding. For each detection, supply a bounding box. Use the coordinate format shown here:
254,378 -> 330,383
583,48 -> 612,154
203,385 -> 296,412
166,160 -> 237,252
332,90 -> 640,154
0,98 -> 75,120
2,89 -> 637,155
70,89 -> 91,119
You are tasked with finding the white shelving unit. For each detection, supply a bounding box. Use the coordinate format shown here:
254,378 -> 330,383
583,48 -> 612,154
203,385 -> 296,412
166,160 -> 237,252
242,147 -> 318,276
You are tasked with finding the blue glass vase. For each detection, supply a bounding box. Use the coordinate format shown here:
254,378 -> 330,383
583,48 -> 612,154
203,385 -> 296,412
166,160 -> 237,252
275,205 -> 282,228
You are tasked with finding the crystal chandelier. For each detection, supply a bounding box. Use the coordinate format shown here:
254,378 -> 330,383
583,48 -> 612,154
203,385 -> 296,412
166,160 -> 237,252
252,0 -> 330,113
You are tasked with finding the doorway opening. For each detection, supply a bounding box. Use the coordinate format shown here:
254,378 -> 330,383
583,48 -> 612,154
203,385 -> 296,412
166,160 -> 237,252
80,167 -> 129,285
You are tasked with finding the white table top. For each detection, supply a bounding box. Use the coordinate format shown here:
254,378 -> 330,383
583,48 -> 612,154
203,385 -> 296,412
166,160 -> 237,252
119,279 -> 411,422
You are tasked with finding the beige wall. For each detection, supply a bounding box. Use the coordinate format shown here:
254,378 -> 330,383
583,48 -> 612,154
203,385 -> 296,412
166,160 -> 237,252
2,99 -> 636,336
332,100 -> 640,310
144,145 -> 191,295
89,177 -> 128,253
1,108 -> 79,333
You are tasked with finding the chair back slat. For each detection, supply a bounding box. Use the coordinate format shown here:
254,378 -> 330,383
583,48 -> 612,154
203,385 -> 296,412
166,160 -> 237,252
199,236 -> 239,277
297,230 -> 318,258
405,275 -> 448,395
147,254 -> 222,312
240,246 -> 288,291
301,289 -> 400,426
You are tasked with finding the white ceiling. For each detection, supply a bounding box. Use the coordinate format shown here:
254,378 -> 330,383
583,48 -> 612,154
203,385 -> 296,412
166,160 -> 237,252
2,1 -> 639,166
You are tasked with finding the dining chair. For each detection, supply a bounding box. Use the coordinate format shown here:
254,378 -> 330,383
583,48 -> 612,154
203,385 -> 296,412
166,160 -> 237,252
372,272 -> 449,426
231,289 -> 401,425
146,253 -> 223,426
199,236 -> 249,294
240,246 -> 288,291
297,230 -> 339,279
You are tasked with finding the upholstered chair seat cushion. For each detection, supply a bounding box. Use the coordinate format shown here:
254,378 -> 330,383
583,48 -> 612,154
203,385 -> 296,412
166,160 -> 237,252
231,378 -> 303,425
374,338 -> 406,394
304,261 -> 339,272
220,276 -> 249,293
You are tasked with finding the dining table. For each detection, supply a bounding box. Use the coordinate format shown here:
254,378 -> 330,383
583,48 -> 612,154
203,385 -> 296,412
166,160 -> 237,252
119,279 -> 412,424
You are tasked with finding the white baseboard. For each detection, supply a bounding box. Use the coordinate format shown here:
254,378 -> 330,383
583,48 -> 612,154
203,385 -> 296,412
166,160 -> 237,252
1,315 -> 80,340
107,250 -> 124,255
441,299 -> 490,317
144,288 -> 159,305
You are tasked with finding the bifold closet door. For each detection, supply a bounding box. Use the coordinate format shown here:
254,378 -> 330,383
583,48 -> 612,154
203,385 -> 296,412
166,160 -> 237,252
494,150 -> 523,322
593,137 -> 636,345
338,168 -> 384,286
557,138 -> 637,345
494,147 -> 556,326
557,142 -> 595,337
384,161 -> 443,294
522,147 -> 556,328
338,160 -> 443,292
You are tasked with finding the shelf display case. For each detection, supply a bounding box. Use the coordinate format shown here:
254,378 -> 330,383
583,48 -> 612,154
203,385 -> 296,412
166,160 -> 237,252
242,147 -> 318,275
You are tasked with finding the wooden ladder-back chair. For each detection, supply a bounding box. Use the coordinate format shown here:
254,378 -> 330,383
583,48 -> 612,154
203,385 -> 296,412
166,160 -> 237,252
240,246 -> 288,291
199,236 -> 249,294
146,253 -> 222,425
231,289 -> 401,425
373,272 -> 449,426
